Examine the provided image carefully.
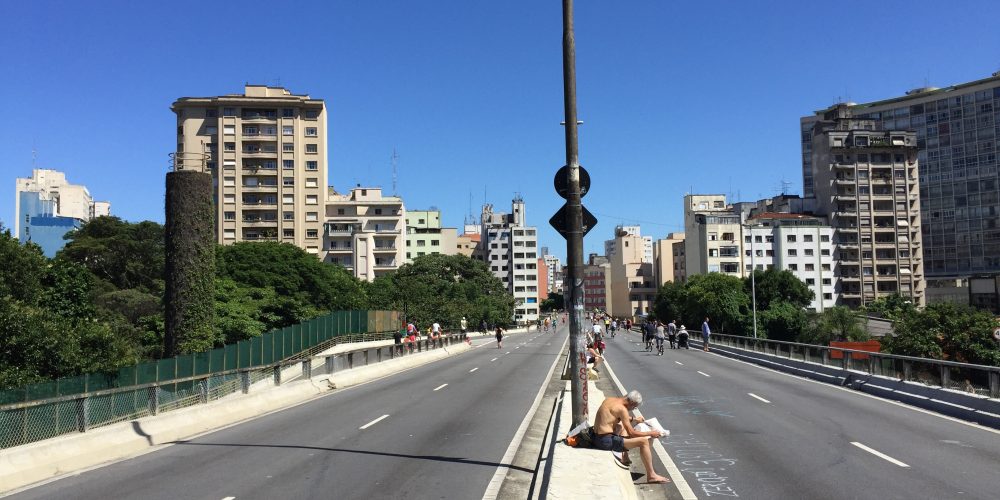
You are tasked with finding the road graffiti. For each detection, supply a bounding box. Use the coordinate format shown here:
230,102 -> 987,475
664,433 -> 740,497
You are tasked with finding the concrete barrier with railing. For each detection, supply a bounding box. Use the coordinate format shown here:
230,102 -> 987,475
700,333 -> 1000,428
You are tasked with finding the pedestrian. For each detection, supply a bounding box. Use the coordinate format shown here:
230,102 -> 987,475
495,325 -> 505,349
432,321 -> 441,346
393,327 -> 404,354
678,325 -> 689,349
701,317 -> 711,352
481,319 -> 488,334
460,316 -> 468,339
667,319 -> 677,349
655,321 -> 665,355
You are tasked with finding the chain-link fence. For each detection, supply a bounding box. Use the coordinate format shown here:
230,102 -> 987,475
0,310 -> 405,450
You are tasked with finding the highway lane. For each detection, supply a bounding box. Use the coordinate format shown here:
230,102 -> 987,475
604,328 -> 1000,500
9,327 -> 566,500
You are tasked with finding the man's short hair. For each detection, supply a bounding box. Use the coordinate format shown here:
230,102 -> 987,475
626,390 -> 643,407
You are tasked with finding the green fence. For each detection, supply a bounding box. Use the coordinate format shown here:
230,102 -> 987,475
0,310 -> 401,406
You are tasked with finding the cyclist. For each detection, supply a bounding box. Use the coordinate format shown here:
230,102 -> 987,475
655,321 -> 665,356
644,320 -> 655,352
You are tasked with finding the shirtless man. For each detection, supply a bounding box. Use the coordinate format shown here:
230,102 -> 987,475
592,390 -> 669,484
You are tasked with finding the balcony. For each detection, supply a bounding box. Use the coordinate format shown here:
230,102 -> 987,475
241,200 -> 277,207
373,246 -> 397,252
242,132 -> 278,139
327,228 -> 354,236
374,262 -> 398,269
242,218 -> 278,227
834,178 -> 856,185
241,113 -> 277,122
372,227 -> 400,234
241,184 -> 279,192
327,248 -> 353,253
242,149 -> 278,158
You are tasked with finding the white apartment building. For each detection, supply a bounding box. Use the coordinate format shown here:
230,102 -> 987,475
405,209 -> 458,263
478,197 -> 540,324
324,187 -> 405,282
605,225 -> 653,262
14,169 -> 110,257
172,85 -> 328,249
744,214 -> 838,312
543,254 -> 563,294
684,194 -> 744,277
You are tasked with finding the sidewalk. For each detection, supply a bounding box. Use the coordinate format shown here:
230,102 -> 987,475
544,380 -> 639,500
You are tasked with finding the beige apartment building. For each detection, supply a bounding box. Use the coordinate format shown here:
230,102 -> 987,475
811,104 -> 925,307
684,194 -> 744,277
172,85 -> 328,252
405,209 -> 458,263
609,231 -> 657,318
653,232 -> 686,285
324,187 -> 406,282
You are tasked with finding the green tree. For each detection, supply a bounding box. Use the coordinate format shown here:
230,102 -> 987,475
800,306 -> 868,344
0,226 -> 47,305
652,280 -> 686,324
759,301 -> 809,341
39,259 -> 98,320
863,294 -> 917,322
540,292 -> 564,312
216,242 -> 368,312
883,302 -> 1000,365
58,216 -> 165,295
367,254 -> 514,329
745,268 -> 814,311
683,273 -> 749,334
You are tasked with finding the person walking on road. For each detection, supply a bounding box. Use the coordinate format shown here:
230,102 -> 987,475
592,390 -> 670,484
655,321 -> 665,355
495,325 -> 505,349
667,319 -> 677,349
701,317 -> 711,352
460,316 -> 468,338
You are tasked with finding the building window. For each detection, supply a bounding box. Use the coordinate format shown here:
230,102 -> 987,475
306,229 -> 318,239
374,208 -> 383,215
283,160 -> 294,169
821,235 -> 830,242
788,264 -> 798,271
337,208 -> 345,215
282,126 -> 294,136
282,108 -> 294,118
224,211 -> 235,221
417,240 -> 426,247
806,278 -> 815,285
306,178 -> 318,188
283,211 -> 294,220
205,126 -> 218,135
805,263 -> 815,271
223,176 -> 235,187
283,177 -> 294,186
223,229 -> 235,239
206,109 -> 218,118
431,240 -> 439,245
822,264 -> 830,271
305,127 -> 318,137
306,161 -> 318,171
283,229 -> 294,238
803,235 -> 813,242
223,108 -> 236,117
822,278 -> 832,285
788,249 -> 797,256
821,249 -> 830,256
823,293 -> 832,300
283,194 -> 294,204
306,212 -> 318,222
283,143 -> 294,152
306,195 -> 318,205
223,194 -> 235,204
804,249 -> 814,256
306,144 -> 318,153
787,235 -> 796,242
305,109 -> 318,119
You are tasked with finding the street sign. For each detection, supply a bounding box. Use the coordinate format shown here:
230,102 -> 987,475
554,165 -> 591,199
993,327 -> 1000,341
549,203 -> 598,239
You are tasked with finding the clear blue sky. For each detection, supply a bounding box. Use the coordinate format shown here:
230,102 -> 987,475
3,0 -> 999,261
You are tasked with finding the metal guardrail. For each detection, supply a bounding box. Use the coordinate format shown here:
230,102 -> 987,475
0,332 -> 466,450
707,333 -> 1000,399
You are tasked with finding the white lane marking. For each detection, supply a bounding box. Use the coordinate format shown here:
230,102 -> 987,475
698,371 -> 711,377
434,384 -> 448,391
482,334 -> 569,500
851,442 -> 910,467
490,357 -> 498,362
469,367 -> 479,373
505,351 -> 510,354
604,361 -> 698,500
222,497 -> 236,500
675,361 -> 683,365
359,414 -> 389,430
748,393 -> 771,404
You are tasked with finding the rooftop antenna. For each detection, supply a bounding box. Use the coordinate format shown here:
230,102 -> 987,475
31,141 -> 37,169
391,148 -> 398,196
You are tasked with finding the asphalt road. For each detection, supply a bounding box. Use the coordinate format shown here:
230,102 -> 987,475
604,328 -> 1000,500
8,327 -> 566,500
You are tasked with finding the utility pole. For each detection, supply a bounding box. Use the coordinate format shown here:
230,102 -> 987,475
561,0 -> 588,427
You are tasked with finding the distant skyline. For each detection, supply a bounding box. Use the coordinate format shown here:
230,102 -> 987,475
3,0 -> 1000,261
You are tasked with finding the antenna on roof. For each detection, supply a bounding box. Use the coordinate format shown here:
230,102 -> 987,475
391,148 -> 399,196
31,140 -> 37,169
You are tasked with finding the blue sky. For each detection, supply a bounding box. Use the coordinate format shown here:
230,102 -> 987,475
3,0 -> 999,260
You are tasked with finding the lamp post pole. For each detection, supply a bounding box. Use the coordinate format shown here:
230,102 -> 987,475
561,0 -> 588,426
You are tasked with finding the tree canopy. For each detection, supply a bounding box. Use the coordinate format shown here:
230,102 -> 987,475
882,302 -> 1000,365
745,268 -> 814,311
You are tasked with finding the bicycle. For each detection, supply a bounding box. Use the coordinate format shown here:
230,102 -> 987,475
656,338 -> 664,356
645,337 -> 653,352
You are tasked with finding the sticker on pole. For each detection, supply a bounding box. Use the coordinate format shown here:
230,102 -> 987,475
554,165 -> 591,199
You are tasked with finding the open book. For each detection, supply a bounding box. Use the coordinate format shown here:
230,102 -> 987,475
635,417 -> 669,437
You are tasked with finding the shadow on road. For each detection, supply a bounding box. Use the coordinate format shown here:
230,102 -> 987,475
170,440 -> 534,473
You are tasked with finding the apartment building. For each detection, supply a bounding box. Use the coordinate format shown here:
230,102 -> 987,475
802,72 -> 1000,281
172,85 -> 328,250
743,214 -> 838,312
810,105 -> 925,307
478,197 -> 540,324
14,169 -> 110,257
583,254 -> 611,313
543,254 -> 563,295
324,187 -> 405,282
684,194 -> 744,277
605,225 -> 653,262
405,209 -> 458,263
609,232 -> 657,318
456,232 -> 479,257
653,232 -> 686,286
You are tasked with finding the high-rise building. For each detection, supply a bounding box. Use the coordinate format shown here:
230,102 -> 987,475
324,186 -> 405,282
478,197 -> 540,324
683,194 -> 744,277
809,105 -> 925,307
14,169 -> 110,257
652,232 -> 686,286
543,254 -> 563,294
743,214 -> 838,312
405,209 -> 458,263
172,85 -> 328,251
802,72 -> 1000,281
605,225 -> 653,262
583,254 -> 611,313
609,232 -> 657,318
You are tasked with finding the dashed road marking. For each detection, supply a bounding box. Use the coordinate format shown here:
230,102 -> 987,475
698,371 -> 711,377
490,357 -> 498,362
360,414 -> 389,430
675,361 -> 683,365
748,393 -> 771,403
222,497 -> 236,500
851,442 -> 910,467
434,384 -> 448,391
469,367 -> 479,373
